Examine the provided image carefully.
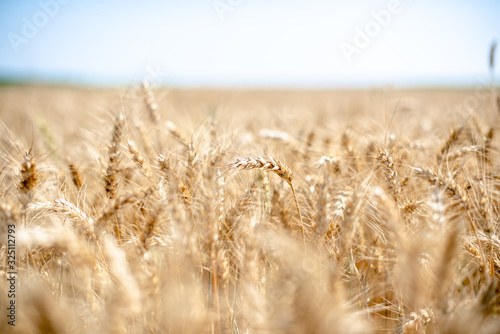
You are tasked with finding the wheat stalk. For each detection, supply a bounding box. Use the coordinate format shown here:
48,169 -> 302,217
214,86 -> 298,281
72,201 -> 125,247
228,155 -> 305,245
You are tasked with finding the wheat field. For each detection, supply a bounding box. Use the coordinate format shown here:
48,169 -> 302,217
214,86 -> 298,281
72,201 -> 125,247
0,85 -> 499,333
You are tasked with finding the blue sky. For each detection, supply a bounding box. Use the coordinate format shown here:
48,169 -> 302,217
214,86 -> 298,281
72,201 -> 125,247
0,0 -> 499,88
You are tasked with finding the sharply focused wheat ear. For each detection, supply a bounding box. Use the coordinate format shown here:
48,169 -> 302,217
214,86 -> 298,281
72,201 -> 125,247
228,155 -> 305,245
229,156 -> 293,183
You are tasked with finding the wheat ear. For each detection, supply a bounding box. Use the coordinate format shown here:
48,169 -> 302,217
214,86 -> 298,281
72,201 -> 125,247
20,150 -> 38,194
141,79 -> 160,124
29,198 -> 95,235
127,139 -> 152,180
105,114 -> 125,199
228,156 -> 305,245
67,161 -> 83,190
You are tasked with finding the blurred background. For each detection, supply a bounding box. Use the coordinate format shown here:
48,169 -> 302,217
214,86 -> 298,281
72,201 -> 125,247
0,0 -> 499,88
